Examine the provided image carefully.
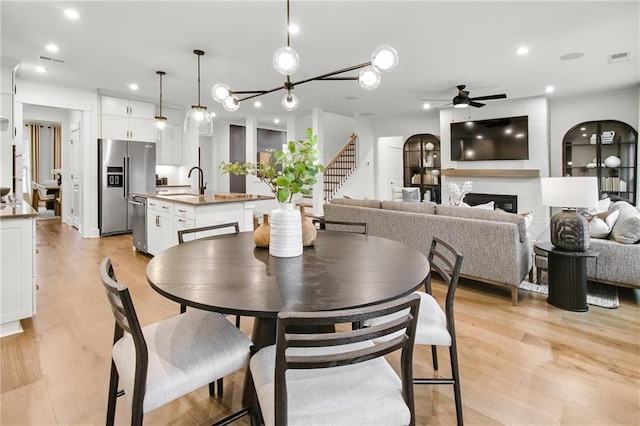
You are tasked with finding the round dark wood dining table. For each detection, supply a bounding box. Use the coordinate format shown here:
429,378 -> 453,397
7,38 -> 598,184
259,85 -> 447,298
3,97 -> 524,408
146,231 -> 430,349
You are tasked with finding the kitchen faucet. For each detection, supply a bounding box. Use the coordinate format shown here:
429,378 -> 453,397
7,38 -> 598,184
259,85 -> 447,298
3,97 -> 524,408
188,166 -> 206,195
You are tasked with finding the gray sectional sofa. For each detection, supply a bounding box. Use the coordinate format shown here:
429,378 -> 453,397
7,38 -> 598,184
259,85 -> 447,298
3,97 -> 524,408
323,198 -> 532,305
535,200 -> 640,289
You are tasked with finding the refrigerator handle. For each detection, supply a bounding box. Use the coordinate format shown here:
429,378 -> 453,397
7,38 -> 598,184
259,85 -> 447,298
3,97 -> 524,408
124,156 -> 130,199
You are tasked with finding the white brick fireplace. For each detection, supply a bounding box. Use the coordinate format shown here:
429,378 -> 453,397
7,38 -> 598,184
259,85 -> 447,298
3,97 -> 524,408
439,96 -> 550,239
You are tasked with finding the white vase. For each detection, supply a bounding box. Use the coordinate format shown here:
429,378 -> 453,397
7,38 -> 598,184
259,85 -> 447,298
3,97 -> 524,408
269,203 -> 303,257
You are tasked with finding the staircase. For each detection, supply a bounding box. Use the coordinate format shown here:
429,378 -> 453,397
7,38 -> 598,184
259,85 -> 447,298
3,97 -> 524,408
299,134 -> 358,216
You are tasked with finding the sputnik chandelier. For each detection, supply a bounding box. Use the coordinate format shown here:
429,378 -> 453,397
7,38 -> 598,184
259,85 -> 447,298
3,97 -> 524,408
211,0 -> 399,112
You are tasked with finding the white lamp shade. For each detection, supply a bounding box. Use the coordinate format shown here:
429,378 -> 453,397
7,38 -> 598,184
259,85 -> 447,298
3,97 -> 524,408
281,93 -> 299,111
273,46 -> 300,76
371,45 -> 398,74
211,83 -> 231,103
541,177 -> 599,209
223,95 -> 240,112
358,66 -> 381,90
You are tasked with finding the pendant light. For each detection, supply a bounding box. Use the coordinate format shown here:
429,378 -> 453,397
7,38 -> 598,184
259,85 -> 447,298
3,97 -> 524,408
153,71 -> 173,143
184,49 -> 214,136
211,0 -> 399,112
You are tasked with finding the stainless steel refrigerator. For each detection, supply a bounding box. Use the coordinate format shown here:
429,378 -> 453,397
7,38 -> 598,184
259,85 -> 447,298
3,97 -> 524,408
98,139 -> 156,236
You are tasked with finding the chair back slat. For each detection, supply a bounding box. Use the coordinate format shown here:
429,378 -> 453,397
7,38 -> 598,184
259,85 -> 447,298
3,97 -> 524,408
427,238 -> 463,335
99,257 -> 148,359
312,218 -> 368,235
273,293 -> 420,425
177,222 -> 240,243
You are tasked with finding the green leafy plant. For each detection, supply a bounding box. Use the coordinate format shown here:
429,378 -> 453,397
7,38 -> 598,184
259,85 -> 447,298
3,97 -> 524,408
221,128 -> 325,203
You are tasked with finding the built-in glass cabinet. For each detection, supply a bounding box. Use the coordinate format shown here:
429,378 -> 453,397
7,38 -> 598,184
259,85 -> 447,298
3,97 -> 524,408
403,134 -> 441,202
562,120 -> 637,204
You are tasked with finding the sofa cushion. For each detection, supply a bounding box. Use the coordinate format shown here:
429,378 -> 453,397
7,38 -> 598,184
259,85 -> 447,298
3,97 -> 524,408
436,204 -> 527,243
329,198 -> 381,209
610,201 -> 640,244
381,200 -> 436,215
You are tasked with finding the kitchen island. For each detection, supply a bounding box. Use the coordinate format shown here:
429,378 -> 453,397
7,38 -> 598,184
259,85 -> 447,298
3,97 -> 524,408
136,192 -> 273,256
0,203 -> 37,336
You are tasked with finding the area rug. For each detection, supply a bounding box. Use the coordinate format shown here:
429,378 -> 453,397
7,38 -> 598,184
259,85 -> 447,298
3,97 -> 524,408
519,272 -> 619,309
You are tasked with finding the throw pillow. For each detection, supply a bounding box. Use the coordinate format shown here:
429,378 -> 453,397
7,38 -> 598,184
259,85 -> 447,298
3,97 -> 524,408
520,211 -> 534,229
470,201 -> 495,210
610,202 -> 640,244
402,188 -> 419,202
588,209 -> 619,238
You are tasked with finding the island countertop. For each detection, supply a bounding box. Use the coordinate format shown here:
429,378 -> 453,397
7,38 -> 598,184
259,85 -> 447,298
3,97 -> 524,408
0,203 -> 38,219
136,192 -> 273,206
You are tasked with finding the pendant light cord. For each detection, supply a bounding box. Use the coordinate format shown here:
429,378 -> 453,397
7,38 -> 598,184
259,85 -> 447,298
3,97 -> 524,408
193,49 -> 205,108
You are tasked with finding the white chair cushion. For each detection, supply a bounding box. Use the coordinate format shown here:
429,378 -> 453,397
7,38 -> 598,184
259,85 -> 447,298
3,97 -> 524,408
250,341 -> 411,426
112,310 -> 252,413
363,291 -> 451,347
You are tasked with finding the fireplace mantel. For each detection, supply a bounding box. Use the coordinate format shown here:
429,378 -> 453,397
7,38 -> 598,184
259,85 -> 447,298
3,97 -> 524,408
441,169 -> 540,178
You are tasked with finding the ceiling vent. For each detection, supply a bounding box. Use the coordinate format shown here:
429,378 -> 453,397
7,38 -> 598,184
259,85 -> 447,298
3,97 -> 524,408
39,55 -> 66,64
608,52 -> 630,64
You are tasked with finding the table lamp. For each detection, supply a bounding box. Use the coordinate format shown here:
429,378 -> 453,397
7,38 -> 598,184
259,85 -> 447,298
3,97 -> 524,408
540,177 -> 599,251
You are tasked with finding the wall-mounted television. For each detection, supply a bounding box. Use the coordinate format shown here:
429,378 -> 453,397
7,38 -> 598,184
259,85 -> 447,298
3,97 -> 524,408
450,115 -> 529,161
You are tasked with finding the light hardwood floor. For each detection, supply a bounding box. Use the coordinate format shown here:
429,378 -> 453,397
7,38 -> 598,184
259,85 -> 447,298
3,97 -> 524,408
1,219 -> 639,425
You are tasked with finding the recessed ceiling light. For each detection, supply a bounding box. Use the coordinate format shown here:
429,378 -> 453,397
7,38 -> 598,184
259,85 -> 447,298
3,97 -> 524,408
545,86 -> 555,93
288,24 -> 300,34
46,44 -> 59,53
560,52 -> 584,61
516,46 -> 529,55
476,135 -> 483,139
254,101 -> 262,108
422,102 -> 431,110
580,127 -> 586,131
582,133 -> 588,137
274,118 -> 280,124
35,66 -> 47,73
210,112 -> 216,118
64,9 -> 80,20
128,83 -> 139,91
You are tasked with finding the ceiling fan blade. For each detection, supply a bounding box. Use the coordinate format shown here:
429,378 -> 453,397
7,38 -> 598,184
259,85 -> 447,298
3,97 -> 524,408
469,101 -> 485,108
459,90 -> 470,97
472,94 -> 507,101
436,102 -> 453,109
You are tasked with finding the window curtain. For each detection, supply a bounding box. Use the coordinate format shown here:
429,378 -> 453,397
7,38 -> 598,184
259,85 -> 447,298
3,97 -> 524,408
29,124 -> 40,184
53,125 -> 62,171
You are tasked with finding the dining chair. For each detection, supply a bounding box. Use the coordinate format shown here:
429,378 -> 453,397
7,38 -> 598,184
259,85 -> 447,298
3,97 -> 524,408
177,221 -> 240,244
36,183 -> 55,211
99,257 -> 253,426
177,222 -> 243,397
177,222 -> 241,319
312,218 -> 368,235
364,237 -> 465,425
250,293 -> 421,426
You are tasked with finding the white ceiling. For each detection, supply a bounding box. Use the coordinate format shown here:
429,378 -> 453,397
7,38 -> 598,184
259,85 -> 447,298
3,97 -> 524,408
2,1 -> 638,126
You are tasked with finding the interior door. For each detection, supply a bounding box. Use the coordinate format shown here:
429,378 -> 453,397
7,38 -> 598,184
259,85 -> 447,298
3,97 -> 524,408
69,124 -> 81,228
376,136 -> 403,200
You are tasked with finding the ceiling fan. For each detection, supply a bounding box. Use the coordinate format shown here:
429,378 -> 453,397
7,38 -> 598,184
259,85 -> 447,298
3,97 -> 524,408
428,85 -> 507,109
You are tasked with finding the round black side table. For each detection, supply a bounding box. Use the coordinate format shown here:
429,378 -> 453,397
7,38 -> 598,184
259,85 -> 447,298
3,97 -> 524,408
534,241 -> 599,312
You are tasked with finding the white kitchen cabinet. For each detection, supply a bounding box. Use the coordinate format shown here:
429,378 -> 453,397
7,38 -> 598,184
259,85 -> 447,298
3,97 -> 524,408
101,96 -> 154,118
146,199 -> 175,256
156,107 -> 183,165
100,96 -> 154,142
1,216 -> 35,337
